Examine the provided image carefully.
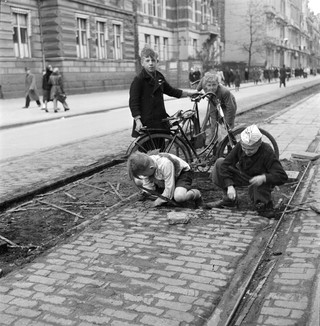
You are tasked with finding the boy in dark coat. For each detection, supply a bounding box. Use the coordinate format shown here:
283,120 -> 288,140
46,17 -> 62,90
129,47 -> 195,138
209,125 -> 288,218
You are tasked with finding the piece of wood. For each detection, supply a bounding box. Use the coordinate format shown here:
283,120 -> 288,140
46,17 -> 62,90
285,170 -> 300,181
291,152 -> 320,161
79,182 -> 109,192
0,235 -> 19,248
36,200 -> 84,219
107,182 -> 124,200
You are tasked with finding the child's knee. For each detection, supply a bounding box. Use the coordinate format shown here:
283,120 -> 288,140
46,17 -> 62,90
174,188 -> 187,202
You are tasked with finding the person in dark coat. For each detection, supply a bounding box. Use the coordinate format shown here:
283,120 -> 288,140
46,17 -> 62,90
129,47 -> 195,138
49,67 -> 70,113
208,125 -> 288,218
22,67 -> 41,109
279,64 -> 286,87
234,69 -> 241,91
42,65 -> 52,112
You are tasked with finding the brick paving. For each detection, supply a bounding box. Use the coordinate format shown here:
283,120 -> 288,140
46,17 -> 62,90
0,81 -> 320,325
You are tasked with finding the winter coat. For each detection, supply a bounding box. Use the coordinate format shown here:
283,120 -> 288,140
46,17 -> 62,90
129,68 -> 183,137
25,72 -> 40,101
49,72 -> 65,100
220,142 -> 288,188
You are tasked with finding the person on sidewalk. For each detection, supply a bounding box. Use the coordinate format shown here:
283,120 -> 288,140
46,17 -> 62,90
129,46 -> 195,138
22,67 -> 41,109
49,67 -> 70,112
42,65 -> 53,112
279,64 -> 286,88
208,125 -> 288,218
127,152 -> 202,207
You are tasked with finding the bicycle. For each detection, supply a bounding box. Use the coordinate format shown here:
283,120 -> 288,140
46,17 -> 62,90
126,92 -> 279,172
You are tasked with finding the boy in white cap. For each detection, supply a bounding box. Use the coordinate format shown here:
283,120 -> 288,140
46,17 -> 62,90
209,125 -> 288,217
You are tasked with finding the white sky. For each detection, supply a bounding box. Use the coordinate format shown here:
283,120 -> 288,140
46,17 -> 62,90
308,0 -> 320,14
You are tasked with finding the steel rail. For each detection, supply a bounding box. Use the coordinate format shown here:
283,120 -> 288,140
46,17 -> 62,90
221,159 -> 313,326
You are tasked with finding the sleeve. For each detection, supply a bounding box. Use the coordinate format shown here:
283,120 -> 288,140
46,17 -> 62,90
129,77 -> 143,118
163,80 -> 183,98
29,75 -> 36,90
263,148 -> 288,185
196,78 -> 204,92
220,143 -> 242,187
141,177 -> 156,191
160,160 -> 176,199
222,91 -> 237,128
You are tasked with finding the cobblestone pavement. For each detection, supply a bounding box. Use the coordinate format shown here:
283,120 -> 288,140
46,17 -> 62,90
0,84 -> 320,325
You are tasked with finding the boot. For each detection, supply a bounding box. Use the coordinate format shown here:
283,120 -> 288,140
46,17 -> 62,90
206,196 -> 238,209
255,201 -> 276,219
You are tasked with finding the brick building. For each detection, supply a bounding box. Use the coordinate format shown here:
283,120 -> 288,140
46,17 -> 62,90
0,0 -> 221,99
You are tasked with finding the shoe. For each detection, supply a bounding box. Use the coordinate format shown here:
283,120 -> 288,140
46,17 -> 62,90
64,108 -> 70,111
206,197 -> 238,209
22,106 -> 29,109
54,110 -> 58,113
255,201 -> 276,219
45,109 -> 49,113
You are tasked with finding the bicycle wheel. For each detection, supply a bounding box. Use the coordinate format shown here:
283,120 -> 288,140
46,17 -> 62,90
128,133 -> 193,163
181,113 -> 206,149
217,126 -> 279,158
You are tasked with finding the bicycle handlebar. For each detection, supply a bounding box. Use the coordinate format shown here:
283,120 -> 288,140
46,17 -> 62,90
190,92 -> 218,103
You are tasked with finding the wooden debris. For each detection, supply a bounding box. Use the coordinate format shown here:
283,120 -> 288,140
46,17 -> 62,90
79,182 -> 109,192
36,200 -> 84,219
0,235 -> 19,248
291,152 -> 320,161
64,192 -> 77,200
310,203 -> 320,214
107,182 -> 124,200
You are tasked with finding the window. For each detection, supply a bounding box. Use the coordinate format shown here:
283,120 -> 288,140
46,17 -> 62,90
12,11 -> 30,58
154,36 -> 160,56
163,37 -> 169,60
192,1 -> 196,23
145,34 -> 151,46
193,39 -> 198,58
201,0 -> 207,23
151,0 -> 157,16
113,23 -> 123,59
160,0 -> 166,19
76,17 -> 89,58
96,21 -> 107,59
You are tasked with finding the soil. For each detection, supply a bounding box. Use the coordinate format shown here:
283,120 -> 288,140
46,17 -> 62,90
0,85 -> 318,277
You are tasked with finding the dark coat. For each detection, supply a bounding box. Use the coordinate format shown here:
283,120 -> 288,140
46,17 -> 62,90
129,68 -> 183,137
220,142 -> 288,188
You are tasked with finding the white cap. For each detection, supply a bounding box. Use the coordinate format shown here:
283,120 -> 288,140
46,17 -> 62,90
240,125 -> 262,147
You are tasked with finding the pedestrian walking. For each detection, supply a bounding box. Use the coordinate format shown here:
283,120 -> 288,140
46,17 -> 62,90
129,46 -> 195,138
127,152 -> 202,207
234,69 -> 241,91
42,65 -> 53,112
22,67 -> 41,109
244,68 -> 249,83
207,125 -> 288,218
189,67 -> 201,88
49,67 -> 70,112
279,64 -> 286,87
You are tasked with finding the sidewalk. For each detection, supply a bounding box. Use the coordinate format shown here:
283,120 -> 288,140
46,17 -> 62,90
1,75 -> 320,130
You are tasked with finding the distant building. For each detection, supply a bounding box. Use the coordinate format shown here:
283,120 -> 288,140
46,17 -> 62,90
220,0 -> 320,71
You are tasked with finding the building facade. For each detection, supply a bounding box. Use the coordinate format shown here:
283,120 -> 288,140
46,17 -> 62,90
221,0 -> 320,71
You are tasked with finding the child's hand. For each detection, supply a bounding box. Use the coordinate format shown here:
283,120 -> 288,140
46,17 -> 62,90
153,198 -> 165,207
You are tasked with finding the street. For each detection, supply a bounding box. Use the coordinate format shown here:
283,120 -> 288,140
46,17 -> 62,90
0,77 -> 319,326
1,76 -> 320,161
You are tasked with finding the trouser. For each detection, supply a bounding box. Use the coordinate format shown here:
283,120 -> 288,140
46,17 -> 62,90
211,158 -> 273,205
53,98 -> 69,111
25,95 -> 41,108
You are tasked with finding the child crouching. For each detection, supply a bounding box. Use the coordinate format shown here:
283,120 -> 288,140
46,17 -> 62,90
127,152 -> 202,207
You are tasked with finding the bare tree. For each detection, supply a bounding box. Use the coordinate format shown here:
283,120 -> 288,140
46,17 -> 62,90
200,34 -> 220,72
241,0 -> 270,73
